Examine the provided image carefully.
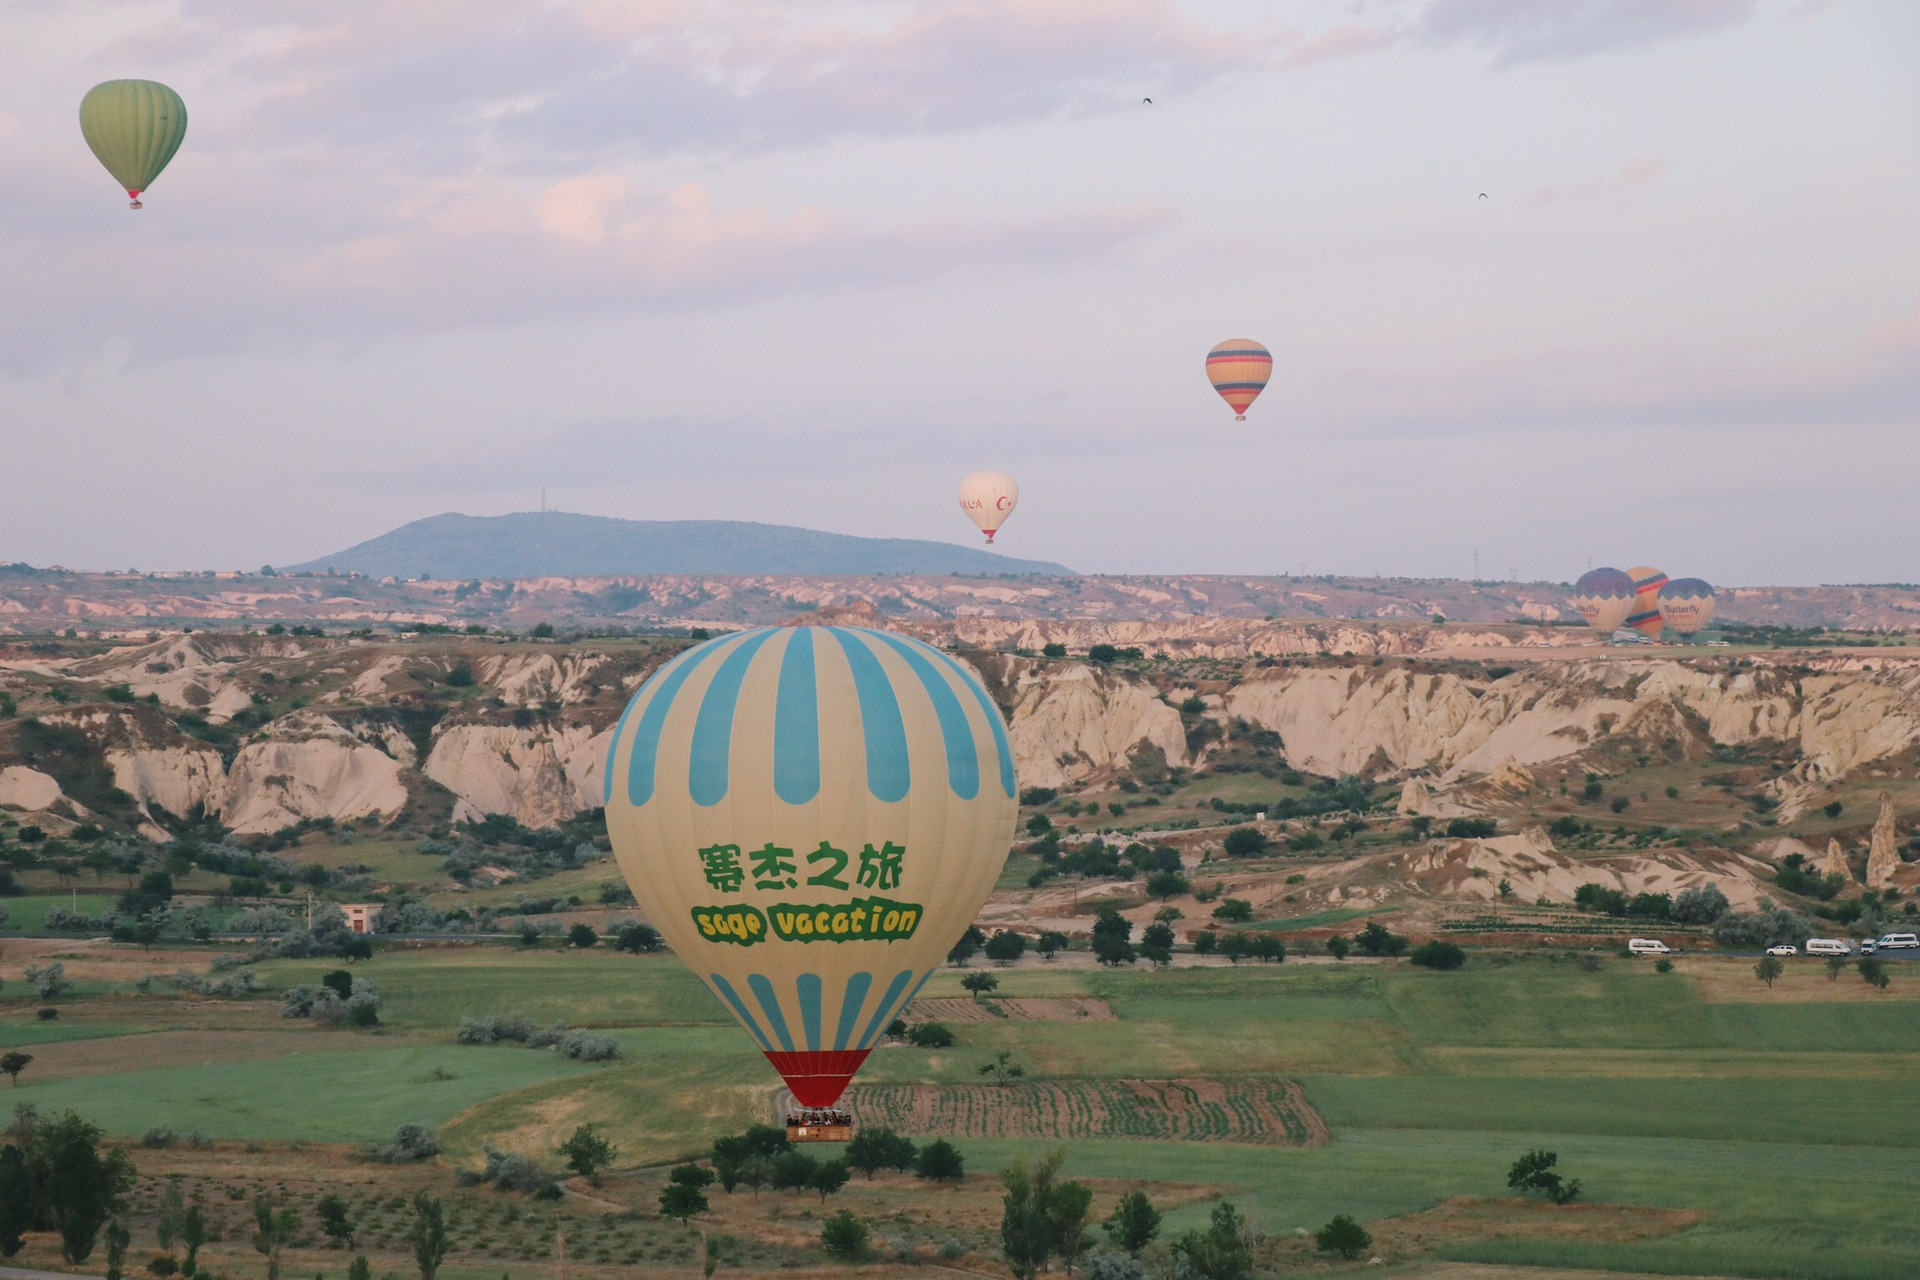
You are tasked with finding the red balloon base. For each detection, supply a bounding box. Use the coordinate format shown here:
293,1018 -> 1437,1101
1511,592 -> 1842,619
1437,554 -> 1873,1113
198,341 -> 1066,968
766,1049 -> 873,1107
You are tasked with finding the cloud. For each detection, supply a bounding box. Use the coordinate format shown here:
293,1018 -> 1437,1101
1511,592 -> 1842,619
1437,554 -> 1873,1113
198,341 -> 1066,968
1416,0 -> 1758,64
0,153 -> 1169,367
104,0 -> 1268,165
1522,153 -> 1669,207
1276,23 -> 1397,71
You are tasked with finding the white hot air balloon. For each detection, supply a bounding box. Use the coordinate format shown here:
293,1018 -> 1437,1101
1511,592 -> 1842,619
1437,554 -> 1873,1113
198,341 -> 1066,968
957,471 -> 1018,544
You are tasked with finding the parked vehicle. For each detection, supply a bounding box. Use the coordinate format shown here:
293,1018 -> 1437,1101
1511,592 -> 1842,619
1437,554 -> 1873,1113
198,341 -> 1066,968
1804,938 -> 1852,956
1875,932 -> 1919,951
1858,939 -> 1879,955
1764,944 -> 1797,957
1628,938 -> 1673,955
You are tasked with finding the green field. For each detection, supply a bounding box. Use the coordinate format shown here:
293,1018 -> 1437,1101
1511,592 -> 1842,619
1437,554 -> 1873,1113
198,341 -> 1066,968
3,943 -> 1916,1276
3,893 -> 116,929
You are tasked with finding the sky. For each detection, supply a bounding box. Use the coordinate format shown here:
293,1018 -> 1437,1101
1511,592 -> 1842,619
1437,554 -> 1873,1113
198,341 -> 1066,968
1,0 -> 1916,585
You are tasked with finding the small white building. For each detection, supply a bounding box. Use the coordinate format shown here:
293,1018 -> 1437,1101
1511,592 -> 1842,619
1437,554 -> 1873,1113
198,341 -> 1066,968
342,904 -> 380,935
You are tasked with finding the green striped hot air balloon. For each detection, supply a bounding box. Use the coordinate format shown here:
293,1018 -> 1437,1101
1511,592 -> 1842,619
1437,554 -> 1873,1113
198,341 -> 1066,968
79,80 -> 188,209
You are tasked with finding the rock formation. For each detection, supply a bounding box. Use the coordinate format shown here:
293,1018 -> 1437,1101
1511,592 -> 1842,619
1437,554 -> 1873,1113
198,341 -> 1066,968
1819,838 -> 1853,883
1866,791 -> 1901,889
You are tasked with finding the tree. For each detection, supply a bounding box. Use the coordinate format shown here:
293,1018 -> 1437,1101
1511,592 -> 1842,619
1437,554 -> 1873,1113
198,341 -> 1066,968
180,1206 -> 205,1277
1410,940 -> 1466,971
949,924 -> 987,965
1221,828 -> 1267,857
567,923 -> 598,948
17,1110 -> 137,1263
251,1192 -> 298,1280
0,1145 -> 28,1258
1824,800 -> 1844,818
316,1193 -> 355,1248
1091,909 -> 1134,965
1103,1190 -> 1161,1256
961,971 -> 1000,1000
984,930 -> 1029,963
1000,1149 -> 1093,1279
807,1159 -> 850,1202
104,1221 -> 131,1280
1754,955 -> 1785,988
560,1125 -> 617,1182
156,1178 -> 185,1256
915,1138 -> 965,1184
846,1127 -> 911,1180
614,923 -> 664,953
979,1049 -> 1025,1088
1144,870 -> 1189,900
1036,930 -> 1070,960
1859,957 -> 1891,991
820,1210 -> 870,1261
1326,935 -> 1351,960
1507,1150 -> 1580,1205
1211,898 -> 1253,923
1671,884 -> 1731,924
771,1150 -> 819,1192
1314,1214 -> 1372,1261
408,1191 -> 448,1280
1172,1202 -> 1252,1280
1826,954 -> 1847,982
320,970 -> 354,1001
1140,922 -> 1176,966
1192,929 -> 1217,956
658,1182 -> 707,1223
341,936 -> 375,962
0,1053 -> 30,1086
347,1256 -> 371,1280
1354,921 -> 1407,956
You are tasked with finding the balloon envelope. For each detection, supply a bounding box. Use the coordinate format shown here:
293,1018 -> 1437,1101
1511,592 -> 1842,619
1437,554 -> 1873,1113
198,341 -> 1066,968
1626,566 -> 1668,638
80,80 -> 187,204
1658,578 -> 1716,635
958,471 -> 1019,543
1205,339 -> 1272,419
603,626 -> 1017,1106
1570,567 -> 1635,632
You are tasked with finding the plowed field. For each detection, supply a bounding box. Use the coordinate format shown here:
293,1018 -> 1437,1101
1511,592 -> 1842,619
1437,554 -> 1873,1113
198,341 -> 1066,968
906,997 -> 1116,1023
846,1077 -> 1326,1145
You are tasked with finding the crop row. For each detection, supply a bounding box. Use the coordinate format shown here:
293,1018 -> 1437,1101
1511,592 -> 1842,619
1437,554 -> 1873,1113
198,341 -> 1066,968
845,1078 -> 1326,1146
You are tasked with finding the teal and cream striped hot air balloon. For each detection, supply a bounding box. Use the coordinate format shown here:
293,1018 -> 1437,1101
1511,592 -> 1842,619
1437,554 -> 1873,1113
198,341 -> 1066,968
79,79 -> 188,209
602,626 -> 1018,1108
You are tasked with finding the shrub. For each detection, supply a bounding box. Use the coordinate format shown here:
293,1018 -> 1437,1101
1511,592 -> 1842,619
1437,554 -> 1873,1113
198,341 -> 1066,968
1445,818 -> 1497,838
1653,958 -> 1674,974
614,923 -> 664,953
557,1031 -> 620,1061
1353,921 -> 1407,956
820,1210 -> 870,1261
913,1139 -> 965,1183
1315,1214 -> 1372,1261
567,923 -> 598,948
365,1124 -> 440,1164
1145,870 -> 1189,900
1211,898 -> 1253,923
1507,1149 -> 1579,1204
906,1022 -> 955,1049
1671,884 -> 1730,924
141,1124 -> 178,1149
1410,940 -> 1466,970
984,930 -> 1028,963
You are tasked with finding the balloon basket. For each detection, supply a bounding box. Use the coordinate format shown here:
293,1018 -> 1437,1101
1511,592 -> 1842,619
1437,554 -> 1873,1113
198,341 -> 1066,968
787,1107 -> 854,1143
129,200 -> 143,209
1235,414 -> 1245,421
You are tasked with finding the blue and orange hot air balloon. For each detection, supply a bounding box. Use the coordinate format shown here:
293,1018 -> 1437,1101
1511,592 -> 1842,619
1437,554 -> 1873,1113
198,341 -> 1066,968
601,626 -> 1018,1109
1626,566 -> 1668,639
1205,339 -> 1272,420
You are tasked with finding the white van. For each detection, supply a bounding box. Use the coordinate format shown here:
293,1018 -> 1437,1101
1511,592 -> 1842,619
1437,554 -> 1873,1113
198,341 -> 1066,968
1628,938 -> 1673,955
1804,938 -> 1851,956
1876,933 -> 1920,951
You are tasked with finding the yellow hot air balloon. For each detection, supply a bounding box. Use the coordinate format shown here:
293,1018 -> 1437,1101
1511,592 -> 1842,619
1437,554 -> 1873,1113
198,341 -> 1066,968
1626,566 -> 1668,639
958,470 -> 1019,543
1205,339 -> 1272,420
79,80 -> 188,209
1658,578 -> 1716,636
603,626 -> 1017,1110
1570,567 -> 1635,633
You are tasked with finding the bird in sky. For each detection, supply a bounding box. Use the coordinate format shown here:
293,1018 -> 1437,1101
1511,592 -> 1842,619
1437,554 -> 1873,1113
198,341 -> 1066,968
1143,97 -> 1152,104
1478,192 -> 1488,199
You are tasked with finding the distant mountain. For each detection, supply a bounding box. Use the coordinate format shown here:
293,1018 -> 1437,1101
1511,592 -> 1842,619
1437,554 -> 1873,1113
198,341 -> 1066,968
284,512 -> 1075,579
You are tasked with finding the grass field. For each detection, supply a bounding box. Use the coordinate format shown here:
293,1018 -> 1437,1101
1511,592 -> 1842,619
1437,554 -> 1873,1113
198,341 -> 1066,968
3,939 -> 1916,1277
3,893 -> 116,929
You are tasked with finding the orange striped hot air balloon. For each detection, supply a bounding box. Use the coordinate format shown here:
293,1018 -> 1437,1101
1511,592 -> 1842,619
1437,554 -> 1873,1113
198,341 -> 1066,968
1626,566 -> 1668,639
1205,339 -> 1272,420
